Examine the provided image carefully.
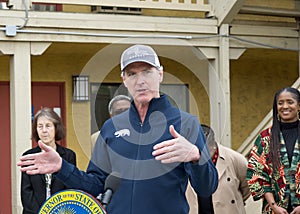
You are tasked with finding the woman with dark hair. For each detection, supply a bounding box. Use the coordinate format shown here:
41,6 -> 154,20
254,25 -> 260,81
247,87 -> 300,214
21,107 -> 76,214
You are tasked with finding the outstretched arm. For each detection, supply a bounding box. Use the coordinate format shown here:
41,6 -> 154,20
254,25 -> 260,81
18,140 -> 62,175
18,140 -> 106,197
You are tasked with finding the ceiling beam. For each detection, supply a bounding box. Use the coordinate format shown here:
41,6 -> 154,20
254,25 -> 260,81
239,5 -> 300,18
207,0 -> 246,26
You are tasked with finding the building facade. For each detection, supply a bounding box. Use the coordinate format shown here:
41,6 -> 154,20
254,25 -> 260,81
0,0 -> 299,213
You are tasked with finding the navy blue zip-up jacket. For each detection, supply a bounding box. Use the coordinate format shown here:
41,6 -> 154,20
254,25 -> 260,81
57,95 -> 218,213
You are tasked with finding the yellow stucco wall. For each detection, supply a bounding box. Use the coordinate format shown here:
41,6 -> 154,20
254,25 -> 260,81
0,43 -> 298,168
30,43 -> 107,170
231,49 -> 298,149
0,55 -> 9,80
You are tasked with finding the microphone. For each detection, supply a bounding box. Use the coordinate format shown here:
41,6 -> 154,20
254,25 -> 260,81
97,172 -> 121,209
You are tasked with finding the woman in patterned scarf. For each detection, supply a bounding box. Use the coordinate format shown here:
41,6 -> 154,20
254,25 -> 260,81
247,87 -> 300,214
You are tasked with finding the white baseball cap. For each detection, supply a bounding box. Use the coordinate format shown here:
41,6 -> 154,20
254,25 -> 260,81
120,44 -> 161,71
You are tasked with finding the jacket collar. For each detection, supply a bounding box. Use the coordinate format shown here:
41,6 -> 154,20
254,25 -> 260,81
129,94 -> 171,124
215,144 -> 227,178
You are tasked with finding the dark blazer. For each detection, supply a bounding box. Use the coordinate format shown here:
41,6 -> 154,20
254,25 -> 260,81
21,143 -> 76,214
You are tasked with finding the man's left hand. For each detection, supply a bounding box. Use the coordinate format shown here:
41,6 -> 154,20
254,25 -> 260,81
152,125 -> 200,164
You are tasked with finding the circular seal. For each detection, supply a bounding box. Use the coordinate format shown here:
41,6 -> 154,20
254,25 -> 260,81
38,189 -> 106,214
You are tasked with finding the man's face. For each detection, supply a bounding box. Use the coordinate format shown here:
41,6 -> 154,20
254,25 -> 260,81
111,99 -> 131,116
122,62 -> 163,106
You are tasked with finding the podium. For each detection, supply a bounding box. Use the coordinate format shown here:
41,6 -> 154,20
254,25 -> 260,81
38,189 -> 106,214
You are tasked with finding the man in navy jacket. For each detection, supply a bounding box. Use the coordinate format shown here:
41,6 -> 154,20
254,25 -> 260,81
19,44 -> 218,214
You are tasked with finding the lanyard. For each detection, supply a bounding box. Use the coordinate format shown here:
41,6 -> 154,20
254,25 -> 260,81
45,173 -> 52,199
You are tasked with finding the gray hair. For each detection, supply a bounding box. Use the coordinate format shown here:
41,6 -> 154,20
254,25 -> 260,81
108,95 -> 131,115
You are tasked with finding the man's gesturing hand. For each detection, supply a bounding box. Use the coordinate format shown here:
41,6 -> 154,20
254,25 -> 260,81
17,140 -> 62,175
152,125 -> 200,164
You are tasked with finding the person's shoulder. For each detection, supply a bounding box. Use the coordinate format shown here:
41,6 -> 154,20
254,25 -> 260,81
64,147 -> 76,154
219,146 -> 248,172
178,109 -> 198,120
103,111 -> 129,129
91,131 -> 100,139
178,111 -> 200,131
219,144 -> 247,161
101,117 -> 116,131
219,144 -> 233,155
22,146 -> 40,155
57,144 -> 76,155
219,144 -> 237,152
260,127 -> 271,137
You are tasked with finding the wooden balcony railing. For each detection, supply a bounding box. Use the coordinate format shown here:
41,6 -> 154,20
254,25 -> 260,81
7,0 -> 212,12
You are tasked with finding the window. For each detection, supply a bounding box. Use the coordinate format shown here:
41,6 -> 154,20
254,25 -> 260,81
90,83 -> 189,134
31,3 -> 62,11
90,83 -> 128,134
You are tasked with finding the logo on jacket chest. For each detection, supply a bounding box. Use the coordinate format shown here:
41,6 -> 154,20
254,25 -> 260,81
114,129 -> 130,137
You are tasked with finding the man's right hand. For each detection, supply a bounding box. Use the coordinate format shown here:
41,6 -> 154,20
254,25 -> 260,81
17,140 -> 62,175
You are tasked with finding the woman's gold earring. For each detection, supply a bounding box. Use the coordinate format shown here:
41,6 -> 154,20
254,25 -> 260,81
277,114 -> 281,121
